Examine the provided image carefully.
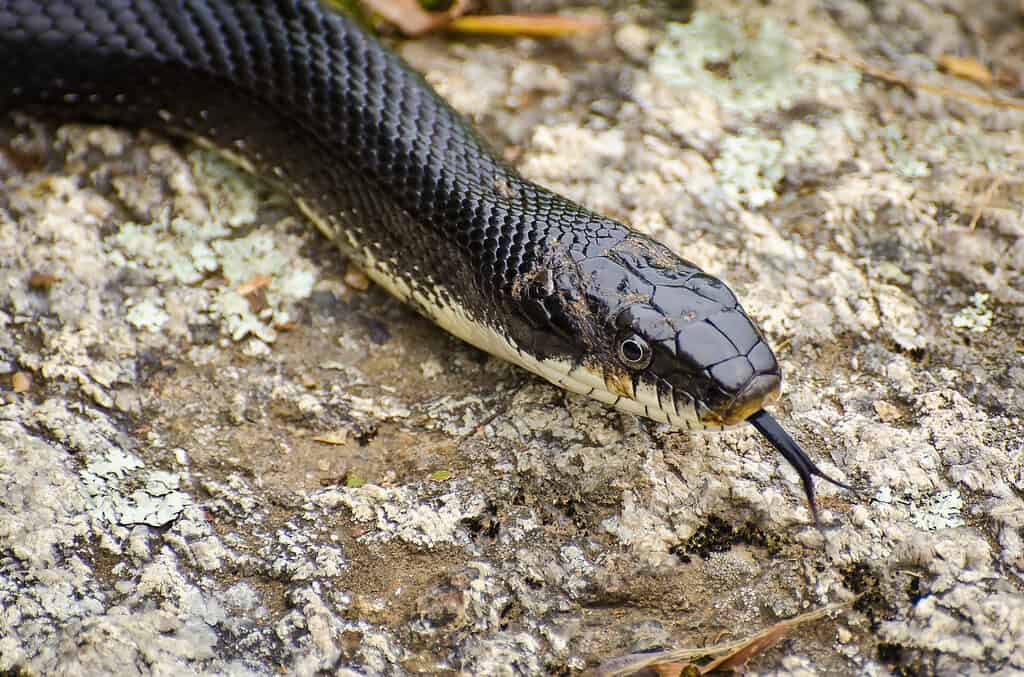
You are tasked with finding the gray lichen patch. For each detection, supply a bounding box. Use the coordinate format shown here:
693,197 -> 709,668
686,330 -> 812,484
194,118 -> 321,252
311,481 -> 490,551
650,12 -> 857,119
643,10 -> 862,207
107,146 -> 317,343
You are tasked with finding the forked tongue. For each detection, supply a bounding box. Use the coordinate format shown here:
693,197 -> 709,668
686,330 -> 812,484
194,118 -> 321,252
748,409 -> 851,528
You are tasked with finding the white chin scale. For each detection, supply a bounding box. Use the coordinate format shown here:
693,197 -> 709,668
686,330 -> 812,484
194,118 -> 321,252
513,353 -> 704,431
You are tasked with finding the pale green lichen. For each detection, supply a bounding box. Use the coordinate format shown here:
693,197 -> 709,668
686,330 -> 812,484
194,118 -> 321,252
651,12 -> 859,119
873,486 -> 967,532
713,132 -> 784,207
652,14 -> 802,117
188,150 -> 262,227
712,123 -> 822,207
109,215 -> 230,285
881,125 -> 931,178
652,12 -> 862,206
215,290 -> 274,343
210,232 -> 317,342
81,447 -> 192,528
910,488 -> 966,531
125,298 -> 170,332
108,150 -> 317,343
952,292 -> 994,333
117,471 -> 193,528
917,119 -> 1024,175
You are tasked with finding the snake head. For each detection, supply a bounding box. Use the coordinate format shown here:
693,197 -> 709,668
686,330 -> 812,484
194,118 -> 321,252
514,231 -> 781,429
510,228 -> 848,524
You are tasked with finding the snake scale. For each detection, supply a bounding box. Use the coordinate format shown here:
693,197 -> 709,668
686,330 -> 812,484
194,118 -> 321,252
0,0 -> 849,521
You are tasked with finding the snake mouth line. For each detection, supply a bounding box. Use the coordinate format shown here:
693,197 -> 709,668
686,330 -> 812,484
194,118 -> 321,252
566,364 -> 701,429
698,372 -> 782,427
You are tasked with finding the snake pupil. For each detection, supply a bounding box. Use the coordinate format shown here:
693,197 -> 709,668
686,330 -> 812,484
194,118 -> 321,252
619,335 -> 651,369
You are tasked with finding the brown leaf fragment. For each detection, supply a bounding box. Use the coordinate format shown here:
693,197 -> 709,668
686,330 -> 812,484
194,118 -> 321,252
12,371 -> 32,393
273,319 -> 297,332
237,274 -> 272,296
653,662 -> 686,677
344,268 -> 371,291
595,600 -> 855,677
360,0 -> 470,37
0,144 -> 41,175
700,623 -> 789,674
237,274 -> 272,313
968,175 -> 1006,230
937,54 -> 993,85
28,271 -> 59,290
995,66 -> 1023,92
313,430 -> 350,445
873,400 -> 903,423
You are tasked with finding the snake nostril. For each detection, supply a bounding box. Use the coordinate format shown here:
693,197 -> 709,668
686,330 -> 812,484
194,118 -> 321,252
709,355 -> 754,394
740,372 -> 781,406
706,371 -> 782,425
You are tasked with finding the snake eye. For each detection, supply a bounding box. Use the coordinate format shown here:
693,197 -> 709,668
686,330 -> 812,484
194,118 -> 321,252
618,334 -> 652,369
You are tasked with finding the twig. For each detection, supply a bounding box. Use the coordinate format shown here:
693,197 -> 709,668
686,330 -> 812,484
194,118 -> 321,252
814,47 -> 1024,112
447,14 -> 607,38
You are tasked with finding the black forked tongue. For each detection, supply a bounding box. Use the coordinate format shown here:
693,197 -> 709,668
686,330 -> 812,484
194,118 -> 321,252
748,409 -> 851,528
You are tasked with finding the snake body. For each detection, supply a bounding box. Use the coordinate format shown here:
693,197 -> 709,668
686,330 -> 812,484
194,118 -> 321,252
0,0 -> 846,519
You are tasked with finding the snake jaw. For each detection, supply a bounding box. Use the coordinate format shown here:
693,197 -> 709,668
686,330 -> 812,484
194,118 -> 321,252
701,372 -> 782,426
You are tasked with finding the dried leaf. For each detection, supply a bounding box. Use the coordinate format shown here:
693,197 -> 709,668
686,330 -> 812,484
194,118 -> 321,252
0,144 -> 41,174
700,622 -> 788,673
237,274 -> 272,296
595,600 -> 855,677
937,54 -> 993,85
344,268 -> 371,291
653,662 -> 686,677
12,372 -> 32,393
313,431 -> 350,445
28,271 -> 59,290
873,400 -> 903,423
360,0 -> 469,36
815,48 -> 1024,112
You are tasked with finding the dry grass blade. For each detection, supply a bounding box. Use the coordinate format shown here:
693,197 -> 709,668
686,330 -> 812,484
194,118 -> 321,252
968,175 -> 1006,231
326,1 -> 605,39
594,600 -> 854,677
447,14 -> 607,38
937,54 -> 993,86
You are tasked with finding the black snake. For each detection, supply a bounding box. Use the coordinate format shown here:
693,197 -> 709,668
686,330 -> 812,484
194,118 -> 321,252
0,0 -> 849,521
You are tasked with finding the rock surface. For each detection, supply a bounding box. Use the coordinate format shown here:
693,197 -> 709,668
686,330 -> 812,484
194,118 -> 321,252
2,1 -> 1023,674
